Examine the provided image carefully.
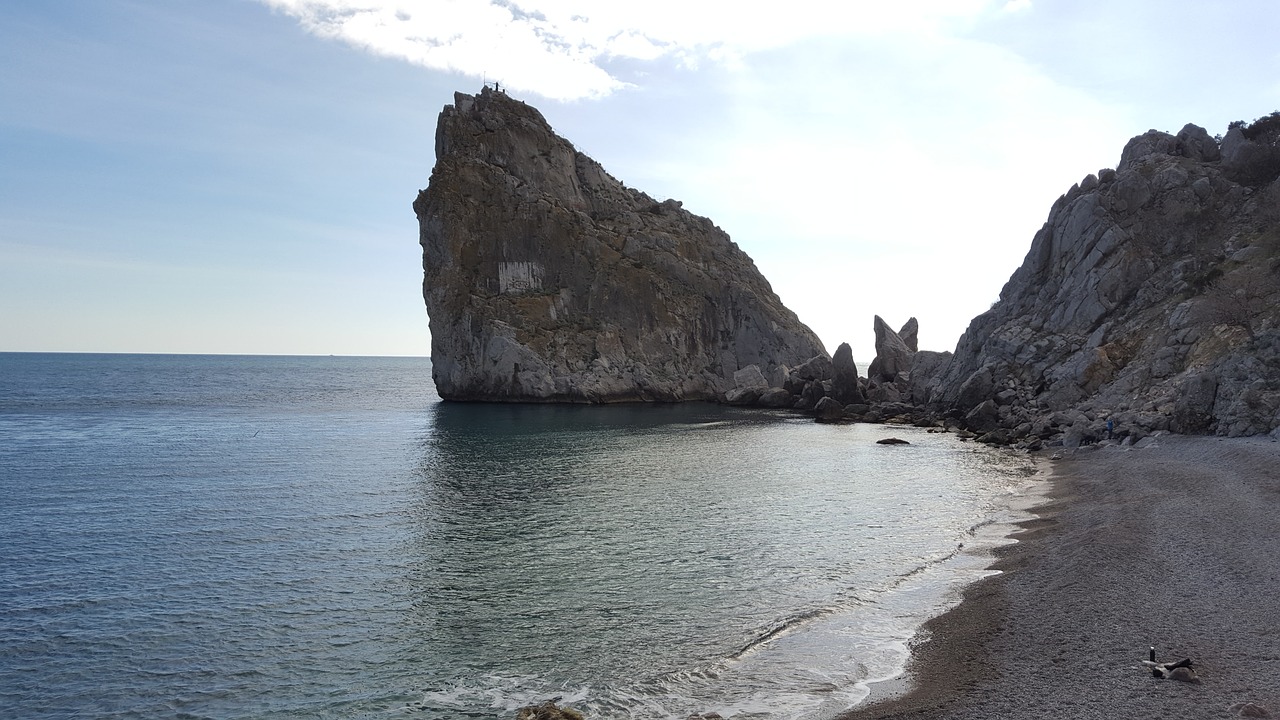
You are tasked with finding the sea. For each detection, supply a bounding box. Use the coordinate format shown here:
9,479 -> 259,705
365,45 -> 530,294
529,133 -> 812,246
0,353 -> 1041,720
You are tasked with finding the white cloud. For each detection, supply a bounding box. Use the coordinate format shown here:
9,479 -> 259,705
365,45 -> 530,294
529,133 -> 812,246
260,0 -> 1008,100
588,32 -> 1131,358
1002,0 -> 1031,13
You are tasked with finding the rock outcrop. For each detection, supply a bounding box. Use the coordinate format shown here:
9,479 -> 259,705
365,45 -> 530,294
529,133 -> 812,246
830,342 -> 864,404
932,113 -> 1280,440
867,316 -> 914,384
415,88 -> 827,402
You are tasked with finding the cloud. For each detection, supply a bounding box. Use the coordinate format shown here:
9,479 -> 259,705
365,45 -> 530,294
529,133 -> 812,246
259,0 -> 1006,100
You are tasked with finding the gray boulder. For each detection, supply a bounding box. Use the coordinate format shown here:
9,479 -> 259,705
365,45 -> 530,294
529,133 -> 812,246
800,379 -> 827,408
733,365 -> 769,391
790,355 -> 834,382
814,396 -> 845,422
724,386 -> 764,406
1118,129 -> 1178,172
964,399 -> 1001,433
830,342 -> 863,403
1171,370 -> 1217,433
1175,123 -> 1221,162
757,387 -> 797,408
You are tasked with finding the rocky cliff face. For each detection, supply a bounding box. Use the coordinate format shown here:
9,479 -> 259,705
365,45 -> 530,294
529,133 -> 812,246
414,88 -> 827,402
931,114 -> 1280,440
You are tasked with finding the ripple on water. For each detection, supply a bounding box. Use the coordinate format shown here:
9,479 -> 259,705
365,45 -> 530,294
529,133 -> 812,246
0,354 -> 1041,719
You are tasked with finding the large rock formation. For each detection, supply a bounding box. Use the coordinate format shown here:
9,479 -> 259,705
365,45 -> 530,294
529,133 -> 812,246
414,88 -> 827,402
867,316 -> 915,384
932,114 -> 1280,439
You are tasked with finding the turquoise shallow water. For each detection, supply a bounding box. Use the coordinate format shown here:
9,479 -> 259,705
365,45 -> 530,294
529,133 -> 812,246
0,353 -> 1037,719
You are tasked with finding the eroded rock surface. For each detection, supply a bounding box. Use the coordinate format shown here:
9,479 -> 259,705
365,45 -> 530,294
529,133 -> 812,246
932,114 -> 1280,439
415,88 -> 826,402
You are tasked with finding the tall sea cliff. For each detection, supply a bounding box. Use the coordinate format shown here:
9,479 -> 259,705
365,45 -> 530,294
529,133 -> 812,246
414,87 -> 826,402
923,115 -> 1280,440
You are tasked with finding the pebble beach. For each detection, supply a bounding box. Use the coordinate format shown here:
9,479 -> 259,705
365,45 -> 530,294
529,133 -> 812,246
841,433 -> 1280,720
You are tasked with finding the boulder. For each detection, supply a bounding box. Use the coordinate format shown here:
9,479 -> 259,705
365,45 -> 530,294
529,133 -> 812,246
724,386 -> 763,406
799,379 -> 827,408
1171,370 -> 1218,433
790,354 -> 834,382
813,396 -> 845,422
866,381 -> 903,404
830,342 -> 863,403
757,387 -> 797,408
1175,123 -> 1221,162
733,365 -> 769,391
964,399 -> 1001,433
1117,129 -> 1178,172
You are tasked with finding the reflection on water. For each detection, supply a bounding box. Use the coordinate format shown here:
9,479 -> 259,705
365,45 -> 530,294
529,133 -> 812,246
0,355 -> 1038,720
404,401 -> 1037,719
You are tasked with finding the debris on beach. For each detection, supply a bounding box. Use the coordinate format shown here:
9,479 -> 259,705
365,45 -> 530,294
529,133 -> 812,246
1143,646 -> 1201,683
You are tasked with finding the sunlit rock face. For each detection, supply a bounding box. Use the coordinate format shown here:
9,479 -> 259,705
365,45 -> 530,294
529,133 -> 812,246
414,87 -> 827,402
933,116 -> 1280,438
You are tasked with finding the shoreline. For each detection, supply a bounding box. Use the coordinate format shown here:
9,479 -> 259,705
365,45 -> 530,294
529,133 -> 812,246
839,434 -> 1280,719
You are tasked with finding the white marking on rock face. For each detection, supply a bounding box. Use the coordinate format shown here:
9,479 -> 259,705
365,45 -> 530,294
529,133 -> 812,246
498,262 -> 543,294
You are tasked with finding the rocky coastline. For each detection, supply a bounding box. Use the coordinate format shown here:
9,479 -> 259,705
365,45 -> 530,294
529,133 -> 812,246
723,113 -> 1280,444
417,91 -> 1280,441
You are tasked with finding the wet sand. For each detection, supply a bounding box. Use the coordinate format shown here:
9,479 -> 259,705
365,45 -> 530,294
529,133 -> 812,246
840,434 -> 1280,720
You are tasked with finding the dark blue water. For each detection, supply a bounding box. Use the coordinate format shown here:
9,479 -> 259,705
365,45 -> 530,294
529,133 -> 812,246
0,353 -> 1039,719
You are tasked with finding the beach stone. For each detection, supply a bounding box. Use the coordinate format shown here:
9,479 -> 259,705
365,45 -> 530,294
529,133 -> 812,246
813,396 -> 845,422
757,387 -> 796,408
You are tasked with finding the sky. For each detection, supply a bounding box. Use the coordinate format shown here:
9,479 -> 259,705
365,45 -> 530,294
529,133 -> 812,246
2,1 -> 1278,361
